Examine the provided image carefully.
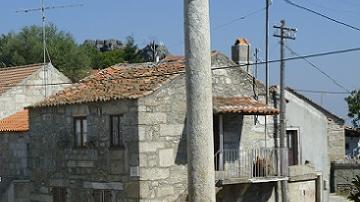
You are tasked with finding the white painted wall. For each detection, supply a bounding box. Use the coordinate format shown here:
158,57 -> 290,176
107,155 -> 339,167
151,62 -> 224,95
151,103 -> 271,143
284,90 -> 330,201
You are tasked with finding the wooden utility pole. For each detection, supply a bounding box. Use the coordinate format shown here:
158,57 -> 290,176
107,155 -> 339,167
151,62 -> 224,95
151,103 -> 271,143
184,0 -> 215,201
273,19 -> 296,202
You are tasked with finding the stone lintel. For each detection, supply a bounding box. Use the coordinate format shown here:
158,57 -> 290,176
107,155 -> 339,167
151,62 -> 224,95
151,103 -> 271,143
83,181 -> 123,190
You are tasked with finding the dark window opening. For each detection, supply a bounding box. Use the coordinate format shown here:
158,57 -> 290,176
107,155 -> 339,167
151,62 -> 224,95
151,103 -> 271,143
287,129 -> 299,166
93,190 -> 112,202
110,115 -> 123,147
346,143 -> 350,150
74,117 -> 88,147
52,187 -> 66,202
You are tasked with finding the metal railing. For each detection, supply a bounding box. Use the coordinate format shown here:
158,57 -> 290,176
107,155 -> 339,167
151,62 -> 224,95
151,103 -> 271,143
215,147 -> 282,180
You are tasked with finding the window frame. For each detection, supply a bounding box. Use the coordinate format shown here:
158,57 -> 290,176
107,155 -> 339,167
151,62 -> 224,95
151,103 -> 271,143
286,128 -> 300,166
74,116 -> 88,148
93,189 -> 112,202
52,187 -> 67,202
110,114 -> 124,148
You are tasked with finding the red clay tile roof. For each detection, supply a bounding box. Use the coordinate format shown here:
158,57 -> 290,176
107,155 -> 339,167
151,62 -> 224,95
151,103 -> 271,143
0,63 -> 43,95
213,97 -> 279,115
0,110 -> 29,132
33,59 -> 185,107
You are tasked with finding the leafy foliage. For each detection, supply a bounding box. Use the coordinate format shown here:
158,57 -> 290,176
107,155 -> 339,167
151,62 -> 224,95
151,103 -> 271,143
0,25 -> 144,81
348,175 -> 360,201
0,25 -> 91,81
345,90 -> 360,128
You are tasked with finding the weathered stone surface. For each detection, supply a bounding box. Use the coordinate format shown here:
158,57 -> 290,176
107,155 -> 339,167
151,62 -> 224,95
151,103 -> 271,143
156,184 -> 174,198
139,142 -> 165,153
158,148 -> 174,167
140,168 -> 170,180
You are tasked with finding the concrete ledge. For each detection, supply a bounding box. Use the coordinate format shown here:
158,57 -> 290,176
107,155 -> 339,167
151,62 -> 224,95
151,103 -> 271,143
288,173 -> 318,182
219,176 -> 288,185
83,181 -> 123,190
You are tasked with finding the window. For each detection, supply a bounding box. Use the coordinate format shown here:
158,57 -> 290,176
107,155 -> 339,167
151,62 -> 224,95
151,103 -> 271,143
93,190 -> 112,202
110,115 -> 123,147
52,187 -> 66,202
74,117 -> 88,147
287,129 -> 299,166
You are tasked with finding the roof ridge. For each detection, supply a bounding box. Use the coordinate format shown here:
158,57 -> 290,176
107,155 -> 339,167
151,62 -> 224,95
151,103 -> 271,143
0,63 -> 46,71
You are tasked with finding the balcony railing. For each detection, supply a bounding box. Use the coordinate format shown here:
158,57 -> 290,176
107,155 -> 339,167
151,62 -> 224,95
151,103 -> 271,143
215,148 -> 283,182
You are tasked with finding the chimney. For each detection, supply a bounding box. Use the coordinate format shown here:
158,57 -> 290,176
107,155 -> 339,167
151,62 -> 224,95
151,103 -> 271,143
231,38 -> 253,75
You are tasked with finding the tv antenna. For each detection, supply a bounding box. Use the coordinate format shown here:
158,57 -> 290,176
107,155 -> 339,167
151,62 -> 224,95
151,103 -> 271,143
16,1 -> 83,97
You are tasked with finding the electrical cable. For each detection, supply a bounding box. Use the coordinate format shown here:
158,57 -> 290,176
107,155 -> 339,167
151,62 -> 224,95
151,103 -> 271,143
285,45 -> 351,93
294,89 -> 350,94
213,7 -> 266,30
283,0 -> 360,32
3,46 -> 360,88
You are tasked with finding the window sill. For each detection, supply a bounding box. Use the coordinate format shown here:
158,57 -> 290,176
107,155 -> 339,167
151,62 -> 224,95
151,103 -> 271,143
110,145 -> 126,150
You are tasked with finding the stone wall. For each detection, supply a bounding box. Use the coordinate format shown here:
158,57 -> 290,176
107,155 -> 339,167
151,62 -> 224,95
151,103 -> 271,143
29,100 -> 138,202
0,132 -> 29,178
0,63 -> 71,119
330,161 -> 360,193
327,118 -> 345,161
0,132 -> 30,200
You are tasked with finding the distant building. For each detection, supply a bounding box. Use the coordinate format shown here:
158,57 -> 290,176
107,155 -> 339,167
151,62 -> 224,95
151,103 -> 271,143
0,63 -> 71,201
272,87 -> 345,201
0,63 -> 71,119
344,126 -> 360,157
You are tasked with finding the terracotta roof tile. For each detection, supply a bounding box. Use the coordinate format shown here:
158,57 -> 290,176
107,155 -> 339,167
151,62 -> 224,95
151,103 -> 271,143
33,58 -> 185,107
213,97 -> 279,115
0,63 -> 43,94
0,110 -> 29,132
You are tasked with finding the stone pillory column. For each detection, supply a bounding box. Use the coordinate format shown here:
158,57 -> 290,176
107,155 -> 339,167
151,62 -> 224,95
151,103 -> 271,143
184,0 -> 215,201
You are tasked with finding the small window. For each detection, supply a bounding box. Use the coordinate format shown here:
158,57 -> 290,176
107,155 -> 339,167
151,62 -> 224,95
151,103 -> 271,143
93,190 -> 112,202
346,143 -> 350,150
74,117 -> 88,147
52,187 -> 66,202
110,115 -> 123,147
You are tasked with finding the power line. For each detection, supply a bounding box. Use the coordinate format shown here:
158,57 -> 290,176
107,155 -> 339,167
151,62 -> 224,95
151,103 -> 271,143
283,0 -> 360,32
168,6 -> 266,49
285,45 -> 351,93
294,89 -> 350,94
3,46 -> 360,88
213,7 -> 265,30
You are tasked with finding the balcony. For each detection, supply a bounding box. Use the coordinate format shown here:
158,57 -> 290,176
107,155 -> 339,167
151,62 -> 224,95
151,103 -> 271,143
215,147 -> 287,185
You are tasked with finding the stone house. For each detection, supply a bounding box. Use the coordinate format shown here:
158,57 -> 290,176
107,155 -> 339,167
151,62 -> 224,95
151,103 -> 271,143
27,37 -> 308,201
0,63 -> 72,119
272,87 -> 345,201
0,63 -> 71,201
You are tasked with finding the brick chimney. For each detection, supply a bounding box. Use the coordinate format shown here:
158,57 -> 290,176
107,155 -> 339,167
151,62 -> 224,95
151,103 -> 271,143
231,38 -> 253,75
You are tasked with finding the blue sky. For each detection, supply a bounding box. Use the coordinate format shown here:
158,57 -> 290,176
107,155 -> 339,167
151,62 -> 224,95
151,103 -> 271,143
1,0 -> 359,123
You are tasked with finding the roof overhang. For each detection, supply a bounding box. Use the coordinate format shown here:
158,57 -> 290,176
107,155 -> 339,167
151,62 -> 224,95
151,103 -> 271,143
213,96 -> 279,115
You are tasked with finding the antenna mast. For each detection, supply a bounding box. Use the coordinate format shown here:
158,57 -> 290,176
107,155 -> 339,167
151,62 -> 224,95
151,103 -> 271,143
16,1 -> 83,97
42,0 -> 47,97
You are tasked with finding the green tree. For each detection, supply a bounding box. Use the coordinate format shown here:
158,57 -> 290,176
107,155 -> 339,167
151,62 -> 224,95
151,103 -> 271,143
122,36 -> 143,63
345,90 -> 360,128
0,25 -> 91,81
348,175 -> 360,201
